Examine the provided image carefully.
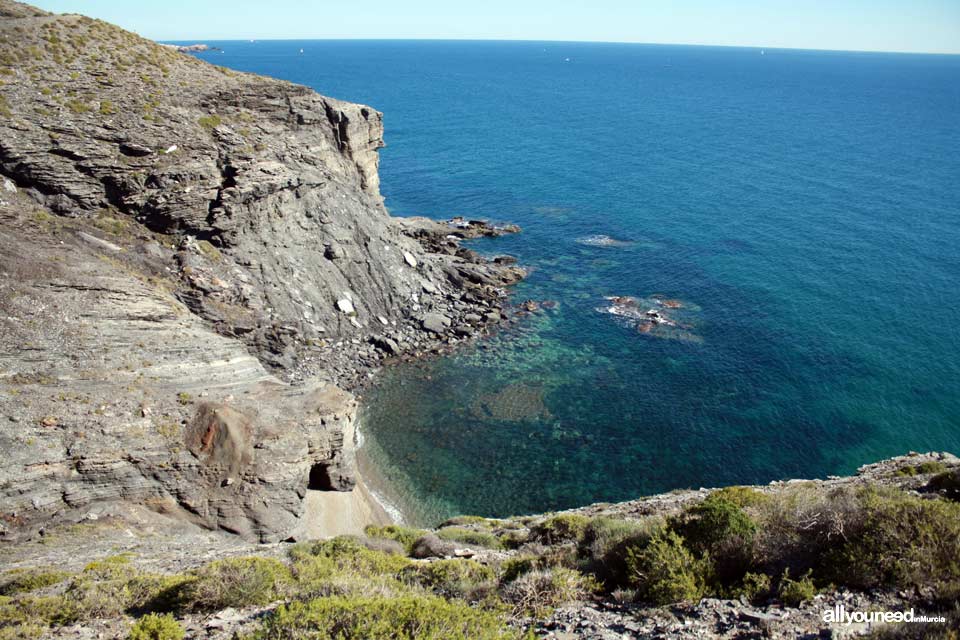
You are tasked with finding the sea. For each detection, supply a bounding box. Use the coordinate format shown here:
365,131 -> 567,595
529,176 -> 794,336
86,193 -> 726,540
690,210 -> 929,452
185,40 -> 960,525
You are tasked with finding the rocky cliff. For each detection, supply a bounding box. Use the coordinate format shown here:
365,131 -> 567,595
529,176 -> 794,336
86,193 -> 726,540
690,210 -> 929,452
0,0 -> 523,542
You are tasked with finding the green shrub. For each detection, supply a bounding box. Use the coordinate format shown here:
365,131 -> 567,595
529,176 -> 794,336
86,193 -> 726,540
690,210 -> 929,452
127,574 -> 196,613
626,530 -> 710,605
498,530 -> 529,550
916,461 -> 948,474
733,572 -> 772,604
529,514 -> 589,545
404,559 -> 496,600
0,569 -> 71,596
197,114 -> 221,130
437,527 -> 503,549
577,517 -> 660,589
778,569 -> 816,606
500,557 -> 538,584
178,557 -> 290,611
709,486 -> 770,507
289,536 -> 411,577
128,613 -> 184,640
674,494 -> 757,555
824,487 -> 960,601
82,554 -> 136,580
896,461 -> 948,476
251,594 -> 519,640
65,98 -> 91,114
440,515 -> 501,528
501,567 -> 598,617
364,524 -> 430,554
99,99 -> 115,115
0,554 -> 191,626
928,469 -> 960,501
0,593 -> 80,628
673,494 -> 757,587
57,555 -> 143,619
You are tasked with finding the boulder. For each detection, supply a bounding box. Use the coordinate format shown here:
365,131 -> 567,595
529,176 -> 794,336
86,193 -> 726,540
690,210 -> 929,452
411,534 -> 459,559
336,298 -> 356,315
421,313 -> 451,334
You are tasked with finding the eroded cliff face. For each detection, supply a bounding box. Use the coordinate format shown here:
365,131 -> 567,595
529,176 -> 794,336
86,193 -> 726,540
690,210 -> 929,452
0,1 -> 523,541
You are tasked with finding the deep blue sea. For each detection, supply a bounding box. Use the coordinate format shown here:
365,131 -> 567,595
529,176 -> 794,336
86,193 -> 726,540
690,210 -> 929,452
187,41 -> 960,524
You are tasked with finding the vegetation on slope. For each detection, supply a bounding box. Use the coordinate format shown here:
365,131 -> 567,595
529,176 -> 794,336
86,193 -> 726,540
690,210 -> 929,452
1,482 -> 957,639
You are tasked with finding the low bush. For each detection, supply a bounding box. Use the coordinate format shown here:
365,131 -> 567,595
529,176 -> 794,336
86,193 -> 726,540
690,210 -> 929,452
128,613 -> 184,640
289,536 -> 411,578
708,486 -> 770,507
251,594 -> 519,640
733,572 -> 772,604
928,469 -> 960,501
778,569 -> 816,606
0,569 -> 71,596
673,494 -> 757,586
364,524 -> 430,554
823,487 -> 960,601
500,557 -> 538,584
577,517 -> 661,589
404,559 -> 496,601
626,530 -> 710,605
437,527 -> 503,549
673,493 -> 757,555
440,515 -> 499,529
896,461 -> 948,477
498,530 -> 529,549
177,557 -> 290,611
529,514 -> 589,545
501,567 -> 598,617
197,114 -> 221,130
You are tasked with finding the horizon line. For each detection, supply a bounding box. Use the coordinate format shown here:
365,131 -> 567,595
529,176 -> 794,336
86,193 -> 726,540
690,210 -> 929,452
155,36 -> 960,57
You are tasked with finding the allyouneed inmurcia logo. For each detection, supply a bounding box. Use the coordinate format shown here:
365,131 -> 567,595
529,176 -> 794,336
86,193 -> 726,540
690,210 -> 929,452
823,604 -> 946,625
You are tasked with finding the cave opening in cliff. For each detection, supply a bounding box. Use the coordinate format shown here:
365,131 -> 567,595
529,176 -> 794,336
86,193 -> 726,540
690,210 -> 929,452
308,462 -> 336,491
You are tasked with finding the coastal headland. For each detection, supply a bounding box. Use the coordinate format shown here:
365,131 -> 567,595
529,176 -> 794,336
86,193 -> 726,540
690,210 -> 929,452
0,2 -> 958,638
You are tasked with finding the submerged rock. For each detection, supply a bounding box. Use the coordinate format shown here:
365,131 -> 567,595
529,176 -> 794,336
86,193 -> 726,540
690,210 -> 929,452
575,234 -> 632,247
598,295 -> 703,343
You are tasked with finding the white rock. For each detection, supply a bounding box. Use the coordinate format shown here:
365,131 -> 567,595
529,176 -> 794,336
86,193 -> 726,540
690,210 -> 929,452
2,179 -> 16,194
377,315 -> 389,325
336,298 -> 355,314
402,251 -> 418,268
165,145 -> 178,154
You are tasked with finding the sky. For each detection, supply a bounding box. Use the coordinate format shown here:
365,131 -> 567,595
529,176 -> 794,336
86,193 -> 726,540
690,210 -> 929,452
32,0 -> 960,54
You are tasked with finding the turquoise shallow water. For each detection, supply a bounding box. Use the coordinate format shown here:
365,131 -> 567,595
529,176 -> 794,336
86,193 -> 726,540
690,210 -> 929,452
189,42 -> 960,524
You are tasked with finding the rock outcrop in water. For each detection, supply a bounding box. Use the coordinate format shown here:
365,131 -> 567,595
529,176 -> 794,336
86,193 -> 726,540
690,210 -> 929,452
0,0 -> 523,542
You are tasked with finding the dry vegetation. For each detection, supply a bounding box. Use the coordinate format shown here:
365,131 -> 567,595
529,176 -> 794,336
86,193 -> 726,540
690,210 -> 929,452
1,482 -> 958,639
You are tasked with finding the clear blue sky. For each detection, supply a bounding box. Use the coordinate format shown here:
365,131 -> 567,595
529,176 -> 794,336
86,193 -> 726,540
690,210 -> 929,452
33,0 -> 960,54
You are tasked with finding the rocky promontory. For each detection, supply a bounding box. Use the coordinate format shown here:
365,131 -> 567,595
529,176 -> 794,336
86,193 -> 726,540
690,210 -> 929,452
0,0 -> 522,544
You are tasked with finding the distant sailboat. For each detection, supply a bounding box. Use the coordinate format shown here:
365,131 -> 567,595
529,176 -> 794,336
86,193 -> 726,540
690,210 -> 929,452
299,48 -> 304,54
761,49 -> 766,55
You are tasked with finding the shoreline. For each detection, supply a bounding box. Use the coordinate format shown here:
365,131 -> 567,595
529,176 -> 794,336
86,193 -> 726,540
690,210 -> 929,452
354,406 -> 412,526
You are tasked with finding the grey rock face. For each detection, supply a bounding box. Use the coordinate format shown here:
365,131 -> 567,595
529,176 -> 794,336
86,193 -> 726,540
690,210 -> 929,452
0,209 -> 361,542
0,5 -> 526,542
0,9 -> 523,384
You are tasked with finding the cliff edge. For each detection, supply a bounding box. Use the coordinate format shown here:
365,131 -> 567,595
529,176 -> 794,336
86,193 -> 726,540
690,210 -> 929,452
0,0 -> 523,543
